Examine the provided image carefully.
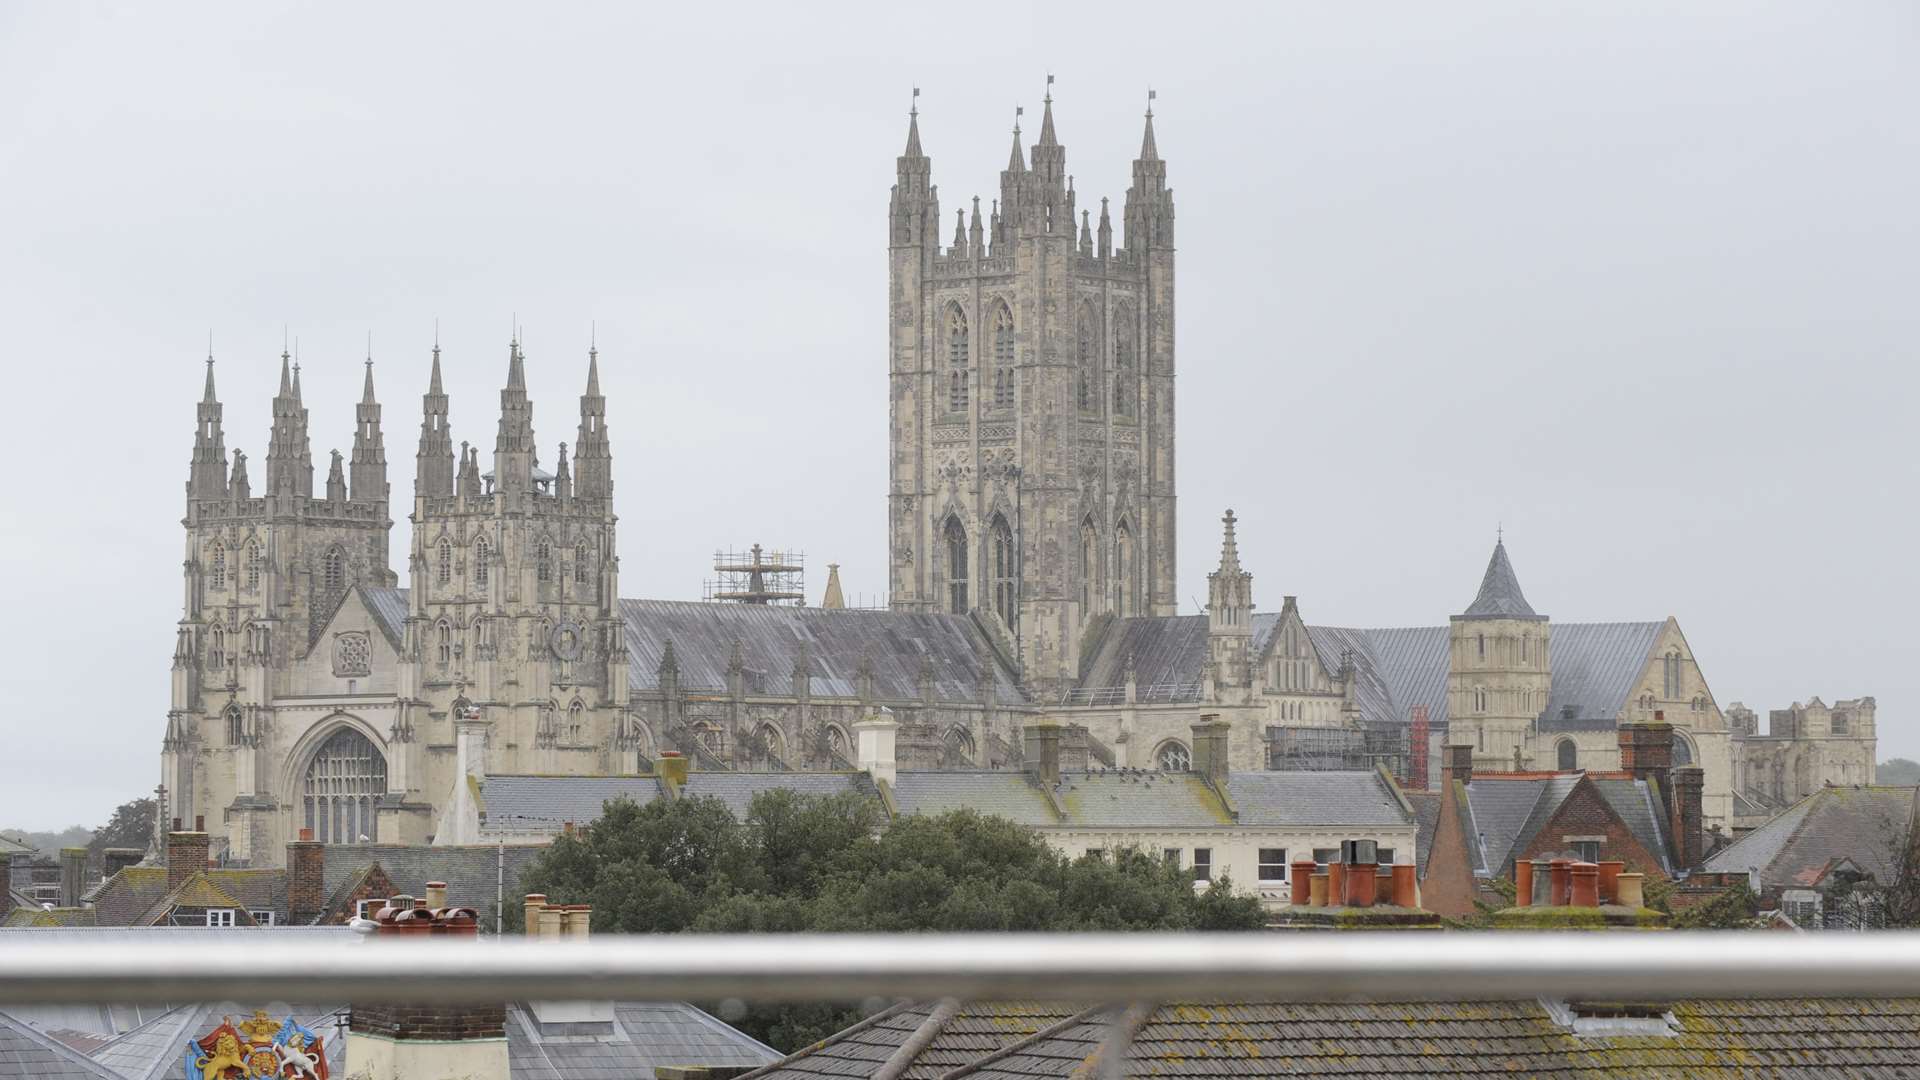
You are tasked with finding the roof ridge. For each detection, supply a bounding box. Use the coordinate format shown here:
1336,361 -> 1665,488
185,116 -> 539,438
0,1009 -> 123,1077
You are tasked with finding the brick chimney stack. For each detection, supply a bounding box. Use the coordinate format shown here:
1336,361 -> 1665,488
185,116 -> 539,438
1190,715 -> 1232,786
1671,766 -> 1706,872
1440,743 -> 1473,786
351,888 -> 499,1079
166,830 -> 210,893
286,828 -> 325,925
58,847 -> 86,907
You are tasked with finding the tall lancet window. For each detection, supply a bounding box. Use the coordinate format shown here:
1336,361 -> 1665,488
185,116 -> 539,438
574,539 -> 590,585
536,538 -> 553,583
1113,306 -> 1137,418
944,517 -> 969,613
473,535 -> 490,588
1076,304 -> 1099,413
991,302 -> 1015,409
946,306 -> 970,412
1114,522 -> 1136,617
209,542 -> 226,590
302,726 -> 387,845
437,538 -> 452,585
1079,519 -> 1099,613
244,541 -> 262,591
323,547 -> 344,591
989,514 -> 1016,627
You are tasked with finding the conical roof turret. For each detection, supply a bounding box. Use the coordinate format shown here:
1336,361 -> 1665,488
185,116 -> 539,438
1459,539 -> 1543,620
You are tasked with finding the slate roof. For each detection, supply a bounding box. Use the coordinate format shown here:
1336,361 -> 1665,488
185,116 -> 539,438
888,770 -> 1409,831
317,844 -> 550,931
1406,790 -> 1443,876
2,906 -> 95,927
1225,772 -> 1412,828
0,1009 -> 124,1079
680,772 -> 881,821
736,1001 -> 1077,1080
935,998 -> 1920,1079
1536,621 -> 1667,732
620,598 -> 1025,704
360,585 -> 410,649
1077,616 -> 1208,696
507,1001 -> 778,1080
480,775 -> 667,833
88,1001 -> 346,1080
1458,539 -> 1543,619
1706,785 -> 1920,891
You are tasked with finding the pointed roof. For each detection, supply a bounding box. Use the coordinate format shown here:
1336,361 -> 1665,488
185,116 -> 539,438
506,337 -> 527,391
1139,109 -> 1159,161
904,106 -> 923,157
201,357 -> 217,403
585,345 -> 601,397
1006,123 -> 1026,171
277,349 -> 293,397
1037,92 -> 1058,147
1459,539 -> 1542,619
822,563 -> 845,609
1215,509 -> 1244,575
428,343 -> 445,395
361,358 -> 377,404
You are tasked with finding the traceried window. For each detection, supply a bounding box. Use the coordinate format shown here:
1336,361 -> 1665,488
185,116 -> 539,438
1076,304 -> 1099,413
225,704 -> 244,745
435,619 -> 452,664
474,535 -> 490,588
1113,523 -> 1135,617
244,541 -> 262,590
209,542 -> 226,590
323,547 -> 344,591
946,306 -> 970,412
944,518 -> 968,613
1112,305 -> 1136,417
302,726 -> 388,845
991,302 -> 1015,408
574,539 -> 591,585
1155,740 -> 1191,772
334,632 -> 371,677
209,627 -> 226,670
437,538 -> 452,585
536,538 -> 553,583
989,514 -> 1016,627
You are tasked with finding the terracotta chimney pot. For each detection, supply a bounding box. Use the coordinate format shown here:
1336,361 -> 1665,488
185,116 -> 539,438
1515,859 -> 1534,907
1290,860 -> 1315,906
1615,872 -> 1646,909
1326,863 -> 1346,907
1596,861 -> 1625,904
1349,862 -> 1378,908
425,882 -> 449,910
1308,872 -> 1329,907
1530,860 -> 1552,906
1570,862 -> 1600,908
1390,864 -> 1418,908
1549,859 -> 1573,906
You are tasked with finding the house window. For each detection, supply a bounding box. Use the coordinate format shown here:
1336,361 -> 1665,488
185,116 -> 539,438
1192,848 -> 1213,882
356,899 -> 382,920
1572,840 -> 1601,863
1086,848 -> 1106,861
249,910 -> 276,927
1376,848 -> 1396,866
1258,848 -> 1288,882
1162,847 -> 1181,868
205,909 -> 236,927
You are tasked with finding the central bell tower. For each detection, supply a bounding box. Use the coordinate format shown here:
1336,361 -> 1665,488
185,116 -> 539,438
886,86 -> 1178,696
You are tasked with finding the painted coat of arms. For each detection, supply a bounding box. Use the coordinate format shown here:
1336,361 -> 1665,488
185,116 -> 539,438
180,1009 -> 329,1079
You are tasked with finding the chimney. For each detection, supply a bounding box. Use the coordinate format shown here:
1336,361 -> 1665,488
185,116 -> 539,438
1190,715 -> 1233,786
58,847 -> 86,907
102,847 -> 145,881
166,830 -> 210,893
1671,766 -> 1706,872
351,887 -> 502,1079
424,881 -> 449,912
1024,722 -> 1062,786
1440,743 -> 1473,786
656,750 -> 689,788
1619,719 -> 1679,864
286,828 -> 325,925
853,708 -> 900,786
523,893 -> 547,937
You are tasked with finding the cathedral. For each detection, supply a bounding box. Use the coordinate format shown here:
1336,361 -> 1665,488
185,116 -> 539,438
164,90 -> 1856,864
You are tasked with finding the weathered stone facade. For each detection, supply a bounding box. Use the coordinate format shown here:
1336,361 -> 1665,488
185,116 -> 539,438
1728,696 -> 1878,825
886,94 -> 1178,698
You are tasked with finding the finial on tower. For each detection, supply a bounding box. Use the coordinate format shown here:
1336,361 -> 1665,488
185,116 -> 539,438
904,86 -> 923,156
1139,89 -> 1160,161
1217,508 -> 1243,574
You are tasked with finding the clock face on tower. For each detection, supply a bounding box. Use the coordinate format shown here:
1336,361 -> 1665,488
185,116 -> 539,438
549,620 -> 583,661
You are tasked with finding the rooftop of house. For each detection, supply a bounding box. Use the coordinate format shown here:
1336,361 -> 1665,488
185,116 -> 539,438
1706,784 -> 1920,890
1407,771 -> 1673,878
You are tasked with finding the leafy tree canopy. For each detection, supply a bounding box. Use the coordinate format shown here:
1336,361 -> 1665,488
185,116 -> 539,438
1879,759 -> 1920,786
517,789 -> 1266,1047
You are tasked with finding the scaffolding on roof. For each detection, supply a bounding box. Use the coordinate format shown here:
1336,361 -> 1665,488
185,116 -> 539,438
1267,722 -> 1410,775
703,543 -> 806,606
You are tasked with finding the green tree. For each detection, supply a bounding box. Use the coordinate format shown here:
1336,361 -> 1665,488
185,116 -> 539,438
517,794 -> 1266,1049
86,798 -> 155,872
1879,759 -> 1920,785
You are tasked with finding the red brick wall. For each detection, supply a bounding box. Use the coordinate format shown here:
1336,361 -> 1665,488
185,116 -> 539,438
1514,779 -> 1669,880
349,1002 -> 505,1041
324,866 -> 396,925
287,842 -> 325,924
1420,781 -> 1481,919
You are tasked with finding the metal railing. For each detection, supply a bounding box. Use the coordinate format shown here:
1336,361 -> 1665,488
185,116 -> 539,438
4,931 -> 1920,1006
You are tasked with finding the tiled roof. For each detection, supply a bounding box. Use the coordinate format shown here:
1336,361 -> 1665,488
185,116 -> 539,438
1459,540 -> 1542,619
1706,785 -> 1920,891
87,867 -> 171,927
508,1001 -> 778,1080
133,870 -> 288,927
680,772 -> 881,821
0,1009 -> 125,1078
1591,777 -> 1674,875
360,585 -> 410,649
89,1002 -> 346,1080
619,599 -> 1025,705
317,844 -> 550,931
934,997 -> 1920,1079
737,1001 -> 1077,1080
1406,790 -> 1442,876
480,775 -> 667,833
2,906 -> 95,928
1225,771 -> 1412,828
1536,621 -> 1666,731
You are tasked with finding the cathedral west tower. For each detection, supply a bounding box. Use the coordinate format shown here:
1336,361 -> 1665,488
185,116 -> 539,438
887,87 -> 1178,696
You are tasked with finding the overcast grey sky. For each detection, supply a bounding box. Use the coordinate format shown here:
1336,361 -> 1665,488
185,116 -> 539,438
1,2 -> 1914,829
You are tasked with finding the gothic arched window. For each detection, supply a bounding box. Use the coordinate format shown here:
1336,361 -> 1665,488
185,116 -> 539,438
209,626 -> 226,669
574,539 -> 590,585
943,726 -> 975,767
1155,740 -> 1191,772
302,726 -> 387,845
437,537 -> 452,585
991,302 -> 1015,408
990,514 -> 1016,627
323,547 -> 344,592
1663,649 -> 1682,698
1079,519 -> 1098,614
944,517 -> 969,613
226,704 -> 245,745
473,535 -> 490,588
946,306 -> 970,412
209,542 -> 226,590
1076,304 -> 1099,413
1114,522 -> 1135,617
1112,306 -> 1136,418
1474,687 -> 1487,713
1557,739 -> 1577,771
1673,733 -> 1695,767
244,541 -> 262,591
1477,634 -> 1486,659
435,619 -> 452,664
536,538 -> 553,583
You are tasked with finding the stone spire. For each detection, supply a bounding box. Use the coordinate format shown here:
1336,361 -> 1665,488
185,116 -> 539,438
350,356 -> 387,505
416,340 -> 454,498
1125,96 -> 1173,252
553,441 -> 572,499
1139,104 -> 1159,162
265,348 -> 313,498
574,343 -> 612,499
1036,84 -> 1059,148
903,94 -> 923,157
229,449 -> 250,501
822,563 -> 845,609
188,352 -> 229,503
325,448 -> 347,502
1460,538 -> 1542,620
1206,509 -> 1255,689
1215,508 -> 1244,576
892,88 -> 933,249
493,336 -> 536,496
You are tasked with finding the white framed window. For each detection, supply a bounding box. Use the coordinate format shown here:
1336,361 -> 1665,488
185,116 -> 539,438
205,908 -> 236,927
249,909 -> 276,927
356,899 -> 382,920
1258,848 -> 1288,882
1192,847 -> 1213,882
